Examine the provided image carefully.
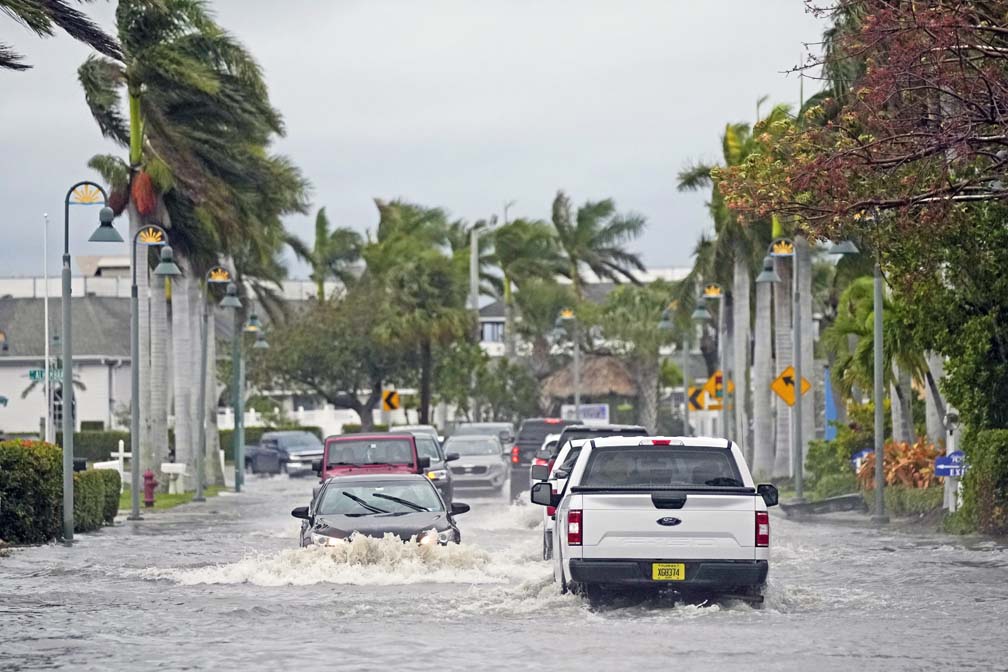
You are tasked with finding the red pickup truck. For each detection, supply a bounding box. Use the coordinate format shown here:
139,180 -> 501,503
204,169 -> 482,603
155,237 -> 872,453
315,434 -> 430,481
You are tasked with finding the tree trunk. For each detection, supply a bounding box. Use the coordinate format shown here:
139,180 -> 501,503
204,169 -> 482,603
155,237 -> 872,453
732,248 -> 751,462
890,365 -> 914,444
797,236 -> 815,461
925,352 -> 945,447
752,280 -> 775,479
772,256 -> 792,478
419,339 -> 433,424
635,356 -> 659,433
188,278 -> 202,475
204,314 -> 224,486
170,257 -> 193,490
128,203 -> 153,472
150,272 -> 170,484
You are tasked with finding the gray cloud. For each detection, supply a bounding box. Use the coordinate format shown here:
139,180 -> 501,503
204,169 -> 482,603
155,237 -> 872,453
0,1 -> 823,277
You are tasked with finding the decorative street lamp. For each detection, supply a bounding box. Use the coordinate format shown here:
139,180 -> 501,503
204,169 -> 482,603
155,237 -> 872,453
755,254 -> 781,285
222,283 -> 246,492
128,226 -> 180,522
60,181 -> 120,543
193,266 -> 233,503
555,308 -> 579,420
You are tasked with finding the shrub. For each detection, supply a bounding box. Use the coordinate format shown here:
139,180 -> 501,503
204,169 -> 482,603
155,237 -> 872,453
960,429 -> 1008,535
96,469 -> 121,524
864,486 -> 944,517
0,440 -> 61,543
72,470 -> 106,533
857,439 -> 941,490
80,421 -> 105,431
56,431 -> 132,464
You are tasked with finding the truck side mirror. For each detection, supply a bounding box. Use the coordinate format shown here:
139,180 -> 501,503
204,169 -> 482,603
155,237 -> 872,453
530,481 -> 553,507
530,464 -> 550,482
757,483 -> 779,507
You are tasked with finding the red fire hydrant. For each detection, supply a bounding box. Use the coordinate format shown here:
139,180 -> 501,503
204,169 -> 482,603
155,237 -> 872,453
143,469 -> 158,508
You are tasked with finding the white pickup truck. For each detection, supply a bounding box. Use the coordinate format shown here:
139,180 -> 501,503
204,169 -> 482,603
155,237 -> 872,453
531,436 -> 779,603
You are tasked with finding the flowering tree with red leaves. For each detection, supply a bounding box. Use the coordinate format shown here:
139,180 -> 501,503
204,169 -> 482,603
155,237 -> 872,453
717,0 -> 1008,245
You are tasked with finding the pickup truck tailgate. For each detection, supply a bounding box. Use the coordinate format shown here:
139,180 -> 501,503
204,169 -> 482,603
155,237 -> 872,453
579,492 -> 756,560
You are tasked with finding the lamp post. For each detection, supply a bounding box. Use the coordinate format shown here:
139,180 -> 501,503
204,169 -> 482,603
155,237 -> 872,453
690,296 -> 712,436
227,296 -> 267,493
60,182 -> 120,543
702,284 -> 727,437
194,267 -> 234,502
556,309 -> 580,420
128,227 -> 180,521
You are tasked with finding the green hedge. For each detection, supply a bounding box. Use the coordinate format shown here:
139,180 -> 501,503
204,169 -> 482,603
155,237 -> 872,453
97,469 -> 121,524
961,429 -> 1008,535
73,470 -> 106,533
218,425 -> 323,461
57,430 -> 139,464
863,486 -> 944,517
0,440 -> 61,543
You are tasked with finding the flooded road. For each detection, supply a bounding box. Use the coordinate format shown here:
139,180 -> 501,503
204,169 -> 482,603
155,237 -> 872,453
2,475 -> 1007,671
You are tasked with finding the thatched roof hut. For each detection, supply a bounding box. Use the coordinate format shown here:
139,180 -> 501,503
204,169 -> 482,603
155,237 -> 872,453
541,355 -> 637,399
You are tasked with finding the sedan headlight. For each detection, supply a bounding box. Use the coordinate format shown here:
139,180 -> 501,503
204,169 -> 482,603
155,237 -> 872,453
310,532 -> 342,547
418,529 -> 439,545
437,529 -> 455,544
426,469 -> 447,481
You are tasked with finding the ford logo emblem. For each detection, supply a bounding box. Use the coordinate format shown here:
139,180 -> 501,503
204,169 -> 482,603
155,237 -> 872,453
657,517 -> 682,526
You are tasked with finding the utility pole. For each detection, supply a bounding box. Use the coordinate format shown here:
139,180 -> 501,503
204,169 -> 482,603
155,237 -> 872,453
793,243 -> 804,501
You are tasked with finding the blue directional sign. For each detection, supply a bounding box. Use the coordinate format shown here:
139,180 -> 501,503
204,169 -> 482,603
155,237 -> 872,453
935,451 -> 966,478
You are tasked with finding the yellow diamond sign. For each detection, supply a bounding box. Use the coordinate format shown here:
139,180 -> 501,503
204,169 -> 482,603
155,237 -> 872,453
771,365 -> 811,406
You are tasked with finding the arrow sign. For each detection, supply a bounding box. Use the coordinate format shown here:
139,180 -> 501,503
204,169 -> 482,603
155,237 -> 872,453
382,390 -> 400,412
771,366 -> 811,406
687,387 -> 706,412
702,370 -> 735,399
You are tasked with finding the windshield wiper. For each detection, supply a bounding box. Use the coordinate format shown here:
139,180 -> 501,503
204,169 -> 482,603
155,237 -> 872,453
330,461 -> 366,467
704,477 -> 744,487
371,493 -> 429,512
341,491 -> 388,514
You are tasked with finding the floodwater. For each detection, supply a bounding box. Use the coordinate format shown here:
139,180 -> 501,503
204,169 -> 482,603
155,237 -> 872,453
2,476 -> 1007,671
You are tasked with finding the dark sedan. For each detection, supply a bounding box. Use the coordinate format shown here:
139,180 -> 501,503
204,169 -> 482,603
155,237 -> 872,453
292,474 -> 470,547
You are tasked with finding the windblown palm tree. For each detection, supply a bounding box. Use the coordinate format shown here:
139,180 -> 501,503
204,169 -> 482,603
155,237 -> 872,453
550,191 -> 646,300
79,0 -> 307,485
1,0 -> 120,70
285,207 -> 362,300
490,218 -> 566,357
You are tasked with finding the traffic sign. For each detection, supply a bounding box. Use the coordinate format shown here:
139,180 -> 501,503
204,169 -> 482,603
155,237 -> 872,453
935,451 -> 967,478
382,390 -> 400,412
687,387 -> 706,412
771,366 -> 810,406
702,370 -> 734,400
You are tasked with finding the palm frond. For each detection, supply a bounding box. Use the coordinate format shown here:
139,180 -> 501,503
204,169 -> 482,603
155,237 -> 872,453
676,161 -> 715,192
78,55 -> 128,144
0,42 -> 29,70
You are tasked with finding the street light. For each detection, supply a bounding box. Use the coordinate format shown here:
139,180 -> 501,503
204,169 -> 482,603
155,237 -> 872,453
690,296 -> 711,436
128,227 -> 179,522
60,181 -> 120,543
222,283 -> 246,492
658,305 -> 690,437
194,266 -> 233,503
556,309 -> 580,420
701,283 -> 729,438
253,331 -> 270,349
830,237 -> 886,520
755,254 -> 781,284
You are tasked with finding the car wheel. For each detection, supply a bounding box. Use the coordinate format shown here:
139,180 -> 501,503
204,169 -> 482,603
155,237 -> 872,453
244,460 -> 253,475
580,583 -> 607,607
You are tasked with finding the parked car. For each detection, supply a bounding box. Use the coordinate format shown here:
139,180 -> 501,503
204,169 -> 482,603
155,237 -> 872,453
246,430 -> 323,476
317,434 -> 430,481
452,422 -> 515,445
408,430 -> 459,505
529,425 -> 648,560
396,424 -> 443,444
531,436 -> 778,604
292,474 -> 470,546
442,434 -> 507,493
509,417 -> 575,501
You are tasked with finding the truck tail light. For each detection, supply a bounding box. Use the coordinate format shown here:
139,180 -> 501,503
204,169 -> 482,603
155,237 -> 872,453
567,509 -> 582,546
755,511 -> 770,547
532,457 -> 548,467
510,446 -> 520,464
547,487 -> 558,517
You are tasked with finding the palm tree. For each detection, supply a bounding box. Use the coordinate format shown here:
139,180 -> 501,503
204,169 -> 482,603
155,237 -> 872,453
80,0 -> 308,484
285,207 -> 362,300
550,191 -> 646,300
490,219 -> 566,357
1,0 -> 119,70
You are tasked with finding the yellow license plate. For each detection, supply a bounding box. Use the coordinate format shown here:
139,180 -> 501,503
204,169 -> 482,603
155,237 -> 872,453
652,563 -> 685,581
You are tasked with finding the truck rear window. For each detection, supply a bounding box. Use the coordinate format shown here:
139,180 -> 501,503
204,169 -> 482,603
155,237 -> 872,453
580,447 -> 743,488
327,439 -> 413,466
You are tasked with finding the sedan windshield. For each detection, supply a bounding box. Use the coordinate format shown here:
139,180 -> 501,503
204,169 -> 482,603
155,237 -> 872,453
317,482 -> 444,515
327,439 -> 413,466
444,437 -> 500,456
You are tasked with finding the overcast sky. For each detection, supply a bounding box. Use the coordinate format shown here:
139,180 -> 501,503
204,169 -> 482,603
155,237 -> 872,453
0,1 -> 824,278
